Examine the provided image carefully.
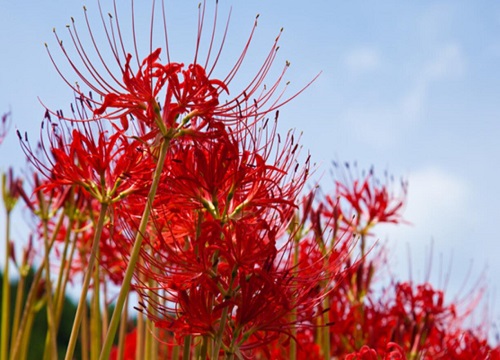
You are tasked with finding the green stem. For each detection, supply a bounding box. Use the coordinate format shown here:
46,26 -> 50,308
9,265 -> 43,360
135,310 -> 144,360
321,296 -> 331,359
91,247 -> 102,360
290,237 -> 299,360
1,210 -> 11,360
172,344 -> 180,360
43,215 -> 76,360
64,202 -> 109,360
182,335 -> 192,360
9,263 -> 25,355
39,204 -> 59,360
99,138 -> 170,360
80,301 -> 89,360
19,302 -> 39,360
199,336 -> 209,360
145,276 -> 158,359
116,295 -> 128,360
212,298 -> 229,359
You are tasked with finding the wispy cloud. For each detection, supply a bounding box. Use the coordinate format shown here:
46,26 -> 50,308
340,43 -> 465,150
378,166 -> 475,286
343,47 -> 381,75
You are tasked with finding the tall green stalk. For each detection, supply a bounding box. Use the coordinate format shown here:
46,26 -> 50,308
99,137 -> 171,360
90,247 -> 102,360
9,262 -> 26,355
1,210 -> 11,360
182,335 -> 192,360
38,197 -> 59,360
9,265 -> 43,360
64,202 -> 109,360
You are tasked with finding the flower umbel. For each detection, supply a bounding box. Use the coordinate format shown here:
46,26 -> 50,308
2,1 -> 499,360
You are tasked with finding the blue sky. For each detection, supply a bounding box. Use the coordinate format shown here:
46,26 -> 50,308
1,0 -> 500,324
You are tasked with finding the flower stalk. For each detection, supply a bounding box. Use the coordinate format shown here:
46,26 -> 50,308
99,135 -> 171,360
64,201 -> 109,360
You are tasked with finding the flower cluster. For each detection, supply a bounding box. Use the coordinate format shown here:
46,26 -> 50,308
1,1 -> 498,360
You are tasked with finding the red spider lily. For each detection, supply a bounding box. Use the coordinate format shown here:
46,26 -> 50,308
14,169 -> 131,286
345,346 -> 379,360
443,330 -> 500,359
384,343 -> 407,360
145,237 -> 340,357
344,343 -> 407,360
152,124 -> 307,229
135,212 -> 344,356
46,1 -> 315,139
109,328 -> 136,360
123,116 -> 341,356
93,51 -> 229,134
20,119 -> 155,204
323,163 -> 407,238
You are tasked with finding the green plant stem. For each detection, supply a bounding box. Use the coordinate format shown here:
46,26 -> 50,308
1,211 -> 11,360
145,275 -> 159,359
19,303 -> 38,360
53,217 -> 77,316
10,207 -> 64,360
91,247 -> 102,360
212,299 -> 229,359
199,336 -> 209,360
322,296 -> 331,359
182,335 -> 192,360
172,344 -> 180,360
9,265 -> 43,360
43,216 -> 77,360
102,281 -> 109,338
81,301 -> 89,360
117,296 -> 129,360
99,137 -> 171,360
9,264 -> 25,355
135,262 -> 146,360
135,311 -> 145,360
39,210 -> 59,360
64,202 -> 109,360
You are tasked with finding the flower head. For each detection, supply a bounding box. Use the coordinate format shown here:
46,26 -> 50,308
324,162 -> 408,237
46,1 -> 313,141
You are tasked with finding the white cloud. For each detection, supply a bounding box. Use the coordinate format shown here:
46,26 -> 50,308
376,167 -> 476,287
404,167 -> 470,230
340,43 -> 465,150
343,47 -> 381,75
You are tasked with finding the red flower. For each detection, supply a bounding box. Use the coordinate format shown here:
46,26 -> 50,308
46,2 -> 311,139
21,120 -> 154,204
323,163 -> 407,237
93,49 -> 229,135
109,329 -> 136,360
345,345 -> 378,360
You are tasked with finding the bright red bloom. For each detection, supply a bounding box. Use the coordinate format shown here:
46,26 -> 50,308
345,346 -> 378,360
443,330 -> 500,359
109,329 -> 136,360
20,119 -> 154,204
46,1 -> 312,140
323,163 -> 407,238
93,49 -> 229,135
125,115 -> 335,357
